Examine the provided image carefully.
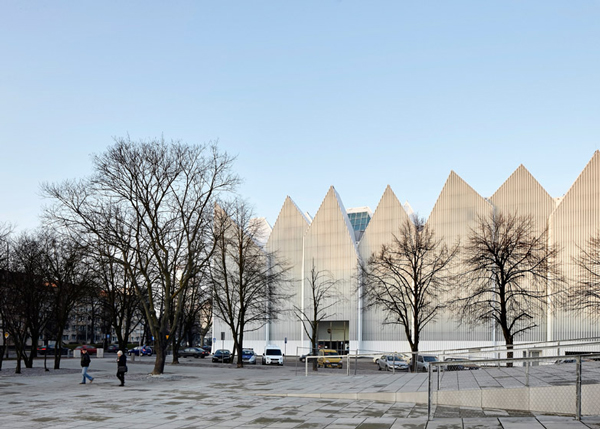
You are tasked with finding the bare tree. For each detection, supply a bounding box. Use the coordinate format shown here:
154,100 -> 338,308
452,212 -> 563,358
0,222 -> 12,370
210,200 -> 291,368
89,241 -> 143,353
570,230 -> 600,316
0,232 -> 55,373
361,217 -> 458,371
293,261 -> 341,371
172,274 -> 210,363
43,232 -> 96,369
43,137 -> 238,374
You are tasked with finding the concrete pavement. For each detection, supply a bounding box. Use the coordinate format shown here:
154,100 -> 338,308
1,355 -> 599,428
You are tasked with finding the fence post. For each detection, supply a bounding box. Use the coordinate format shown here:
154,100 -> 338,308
427,364 -> 433,421
576,355 -> 582,420
354,350 -> 358,376
525,350 -> 530,387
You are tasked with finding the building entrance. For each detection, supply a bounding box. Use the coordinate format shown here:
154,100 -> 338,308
317,320 -> 349,354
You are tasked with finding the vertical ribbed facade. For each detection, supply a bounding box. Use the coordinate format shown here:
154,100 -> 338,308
425,171 -> 493,346
301,187 -> 360,349
263,197 -> 310,351
551,150 -> 600,340
489,165 -> 557,343
358,185 -> 411,352
213,152 -> 600,355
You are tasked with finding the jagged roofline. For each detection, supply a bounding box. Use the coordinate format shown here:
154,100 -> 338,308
552,150 -> 600,214
214,203 -> 270,250
490,164 -> 554,203
302,186 -> 360,254
270,195 -> 311,230
427,170 -> 491,222
357,184 -> 410,247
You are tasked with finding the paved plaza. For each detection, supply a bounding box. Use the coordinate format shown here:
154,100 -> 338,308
1,354 -> 600,428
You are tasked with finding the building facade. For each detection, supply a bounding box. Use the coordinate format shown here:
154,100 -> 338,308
212,151 -> 600,356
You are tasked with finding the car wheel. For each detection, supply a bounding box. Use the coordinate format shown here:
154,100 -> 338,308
339,364 -> 343,369
378,366 -> 382,371
200,355 -> 205,359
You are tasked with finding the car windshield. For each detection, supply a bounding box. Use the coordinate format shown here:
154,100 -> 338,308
387,356 -> 404,362
266,349 -> 281,356
423,356 -> 438,362
243,352 -> 254,356
324,351 -> 338,356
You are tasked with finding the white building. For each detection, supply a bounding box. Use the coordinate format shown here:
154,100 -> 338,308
213,151 -> 600,355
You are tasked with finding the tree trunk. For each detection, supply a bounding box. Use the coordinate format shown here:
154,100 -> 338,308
151,341 -> 167,375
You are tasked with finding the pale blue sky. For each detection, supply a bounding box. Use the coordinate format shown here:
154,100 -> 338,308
1,1 -> 599,232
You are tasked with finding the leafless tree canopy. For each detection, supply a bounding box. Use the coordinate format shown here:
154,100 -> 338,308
210,200 -> 291,367
43,137 -> 238,374
570,230 -> 600,317
361,217 -> 458,359
452,212 -> 563,348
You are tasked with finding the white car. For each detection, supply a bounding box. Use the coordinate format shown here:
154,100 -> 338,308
410,354 -> 439,372
261,345 -> 283,365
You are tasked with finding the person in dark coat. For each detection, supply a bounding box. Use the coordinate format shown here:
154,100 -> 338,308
116,350 -> 127,386
80,349 -> 94,384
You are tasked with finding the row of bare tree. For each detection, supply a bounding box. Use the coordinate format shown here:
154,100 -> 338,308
2,136 -> 599,375
361,213 -> 600,370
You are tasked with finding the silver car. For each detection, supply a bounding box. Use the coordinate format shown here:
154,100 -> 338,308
377,355 -> 409,372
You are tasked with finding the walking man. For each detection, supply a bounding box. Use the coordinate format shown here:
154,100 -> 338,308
80,349 -> 94,384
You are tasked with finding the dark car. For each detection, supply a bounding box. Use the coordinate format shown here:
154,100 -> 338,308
212,349 -> 231,363
128,345 -> 153,356
75,345 -> 98,355
37,345 -> 69,356
443,357 -> 479,371
178,347 -> 208,359
106,344 -> 119,353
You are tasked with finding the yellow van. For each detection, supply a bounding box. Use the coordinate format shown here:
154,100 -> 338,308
317,349 -> 343,369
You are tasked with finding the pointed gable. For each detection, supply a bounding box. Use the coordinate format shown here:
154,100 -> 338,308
427,171 -> 492,243
303,186 -> 360,326
358,185 -> 410,261
489,165 -> 556,234
304,186 -> 358,257
267,196 -> 310,252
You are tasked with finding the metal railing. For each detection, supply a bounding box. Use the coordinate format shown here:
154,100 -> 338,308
427,353 -> 600,421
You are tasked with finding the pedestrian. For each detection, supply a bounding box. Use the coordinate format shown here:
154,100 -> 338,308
116,350 -> 127,386
80,349 -> 94,384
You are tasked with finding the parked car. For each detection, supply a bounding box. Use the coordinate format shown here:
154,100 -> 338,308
128,345 -> 153,356
443,357 -> 479,371
261,345 -> 284,365
299,352 -> 316,362
242,349 -> 256,364
410,354 -> 439,372
377,355 -> 409,372
373,354 -> 387,364
106,344 -> 119,353
212,349 -> 231,363
200,345 -> 212,354
75,345 -> 98,355
317,349 -> 343,369
37,345 -> 69,356
178,347 -> 207,358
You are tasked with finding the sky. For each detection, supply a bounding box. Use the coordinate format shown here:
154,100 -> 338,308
1,1 -> 599,233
